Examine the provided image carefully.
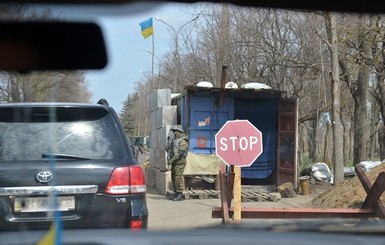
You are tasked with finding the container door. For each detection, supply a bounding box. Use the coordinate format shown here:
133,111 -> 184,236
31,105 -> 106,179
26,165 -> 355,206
276,97 -> 298,188
234,98 -> 278,183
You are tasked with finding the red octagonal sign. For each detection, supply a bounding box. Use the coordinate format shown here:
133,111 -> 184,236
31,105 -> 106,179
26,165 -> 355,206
215,120 -> 263,167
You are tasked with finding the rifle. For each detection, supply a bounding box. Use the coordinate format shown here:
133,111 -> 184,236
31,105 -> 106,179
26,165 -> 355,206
166,136 -> 174,161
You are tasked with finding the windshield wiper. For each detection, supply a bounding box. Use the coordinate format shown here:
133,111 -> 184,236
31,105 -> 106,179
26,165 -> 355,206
42,153 -> 91,160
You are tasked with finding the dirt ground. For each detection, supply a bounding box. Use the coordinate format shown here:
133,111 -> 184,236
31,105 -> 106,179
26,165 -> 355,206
311,163 -> 385,208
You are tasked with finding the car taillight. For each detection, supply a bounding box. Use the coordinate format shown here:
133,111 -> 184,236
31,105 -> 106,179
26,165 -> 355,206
130,220 -> 143,230
105,165 -> 146,194
128,165 -> 146,193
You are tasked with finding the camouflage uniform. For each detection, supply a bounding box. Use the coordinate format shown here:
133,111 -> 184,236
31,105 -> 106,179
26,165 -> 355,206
168,126 -> 189,201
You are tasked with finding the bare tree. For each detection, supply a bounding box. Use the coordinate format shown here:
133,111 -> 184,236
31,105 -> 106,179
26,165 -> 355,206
367,15 -> 385,160
324,12 -> 344,184
338,14 -> 371,165
130,5 -> 382,172
0,71 -> 91,103
0,4 -> 91,104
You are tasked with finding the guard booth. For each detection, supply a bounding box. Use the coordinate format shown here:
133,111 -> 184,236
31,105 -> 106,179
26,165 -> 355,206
171,86 -> 298,188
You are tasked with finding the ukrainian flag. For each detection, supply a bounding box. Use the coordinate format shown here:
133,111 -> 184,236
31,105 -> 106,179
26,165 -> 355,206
36,218 -> 62,245
139,17 -> 154,39
36,222 -> 56,245
36,193 -> 62,245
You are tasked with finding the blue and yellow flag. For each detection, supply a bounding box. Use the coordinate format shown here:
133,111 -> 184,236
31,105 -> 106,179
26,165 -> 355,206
139,17 -> 154,39
36,222 -> 56,245
36,218 -> 62,245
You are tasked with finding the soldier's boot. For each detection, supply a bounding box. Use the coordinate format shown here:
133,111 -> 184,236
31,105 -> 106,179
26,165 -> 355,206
168,192 -> 176,200
172,192 -> 183,201
168,189 -> 177,200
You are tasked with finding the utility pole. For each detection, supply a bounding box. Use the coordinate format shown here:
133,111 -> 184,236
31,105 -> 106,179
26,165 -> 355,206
216,4 -> 230,87
155,16 -> 199,92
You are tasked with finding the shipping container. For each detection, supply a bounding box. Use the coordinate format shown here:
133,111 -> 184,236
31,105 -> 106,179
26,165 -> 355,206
172,86 -> 298,187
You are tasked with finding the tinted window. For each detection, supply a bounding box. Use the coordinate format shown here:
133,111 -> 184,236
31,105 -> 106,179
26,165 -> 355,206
0,107 -> 125,161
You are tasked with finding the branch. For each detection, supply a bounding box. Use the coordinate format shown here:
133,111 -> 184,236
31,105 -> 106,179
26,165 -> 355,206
315,30 -> 331,50
299,103 -> 331,124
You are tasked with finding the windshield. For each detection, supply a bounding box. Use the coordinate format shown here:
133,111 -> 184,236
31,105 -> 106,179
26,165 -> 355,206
0,0 -> 385,242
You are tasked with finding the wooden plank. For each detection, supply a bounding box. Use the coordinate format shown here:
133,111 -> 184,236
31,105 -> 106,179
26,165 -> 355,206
208,189 -> 218,194
227,166 -> 235,207
241,190 -> 264,202
234,166 -> 241,223
242,194 -> 263,202
182,190 -> 220,199
219,164 -> 230,224
198,190 -> 204,199
212,207 -> 376,219
240,187 -> 278,202
243,189 -> 264,200
183,191 -> 190,199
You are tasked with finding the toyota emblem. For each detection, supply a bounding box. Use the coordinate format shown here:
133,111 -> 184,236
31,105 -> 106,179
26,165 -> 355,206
36,170 -> 54,183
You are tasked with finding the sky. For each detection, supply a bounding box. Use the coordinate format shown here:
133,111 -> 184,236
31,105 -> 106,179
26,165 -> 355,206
53,2 -> 197,114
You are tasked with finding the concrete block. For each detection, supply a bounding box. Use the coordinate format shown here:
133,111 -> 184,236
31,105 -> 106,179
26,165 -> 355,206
157,150 -> 168,172
158,125 -> 172,150
149,148 -> 167,170
156,106 -> 177,129
150,110 -> 157,131
155,168 -> 172,195
150,89 -> 171,112
149,148 -> 159,168
149,129 -> 158,149
145,167 -> 156,188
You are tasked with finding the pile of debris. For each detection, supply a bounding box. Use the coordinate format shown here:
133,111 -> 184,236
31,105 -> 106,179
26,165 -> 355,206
311,161 -> 385,209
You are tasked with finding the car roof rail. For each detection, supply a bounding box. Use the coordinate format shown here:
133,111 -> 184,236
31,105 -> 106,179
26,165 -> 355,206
97,98 -> 109,106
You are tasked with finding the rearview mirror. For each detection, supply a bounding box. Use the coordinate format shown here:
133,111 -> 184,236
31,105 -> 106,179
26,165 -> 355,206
0,21 -> 107,71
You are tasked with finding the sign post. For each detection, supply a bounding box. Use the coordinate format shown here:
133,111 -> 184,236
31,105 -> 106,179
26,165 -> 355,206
215,120 -> 263,223
233,166 -> 242,223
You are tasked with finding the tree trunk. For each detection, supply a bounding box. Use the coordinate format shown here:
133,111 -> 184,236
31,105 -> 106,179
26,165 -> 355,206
352,15 -> 370,165
349,117 -> 354,160
309,119 -> 318,162
368,102 -> 379,160
323,122 -> 332,164
324,12 -> 344,184
341,112 -> 350,166
376,75 -> 385,160
379,124 -> 385,160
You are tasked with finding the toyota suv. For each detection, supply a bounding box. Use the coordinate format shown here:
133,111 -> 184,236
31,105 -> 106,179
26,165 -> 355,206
0,99 -> 148,230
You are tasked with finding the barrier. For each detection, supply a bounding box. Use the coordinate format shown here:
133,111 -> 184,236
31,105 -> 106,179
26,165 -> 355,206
212,165 -> 385,223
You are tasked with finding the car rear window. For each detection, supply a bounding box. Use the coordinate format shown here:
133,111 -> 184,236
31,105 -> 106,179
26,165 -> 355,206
0,106 -> 125,161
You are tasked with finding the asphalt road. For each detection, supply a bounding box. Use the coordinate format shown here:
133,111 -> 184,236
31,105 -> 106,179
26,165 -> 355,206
146,186 -> 315,231
146,186 -> 221,230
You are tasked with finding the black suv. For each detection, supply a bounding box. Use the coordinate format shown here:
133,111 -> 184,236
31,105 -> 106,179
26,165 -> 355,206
0,99 -> 148,230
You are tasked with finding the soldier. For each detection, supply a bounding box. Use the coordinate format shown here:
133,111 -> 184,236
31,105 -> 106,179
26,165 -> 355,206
167,125 -> 189,201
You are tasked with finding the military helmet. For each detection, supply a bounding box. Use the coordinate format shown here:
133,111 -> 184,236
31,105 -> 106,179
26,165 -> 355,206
170,125 -> 184,133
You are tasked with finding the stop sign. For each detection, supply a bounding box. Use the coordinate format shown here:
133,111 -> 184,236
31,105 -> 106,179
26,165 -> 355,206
215,120 -> 263,167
